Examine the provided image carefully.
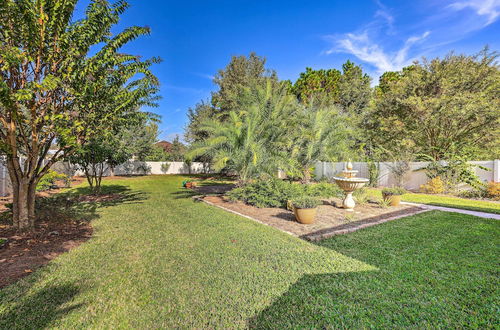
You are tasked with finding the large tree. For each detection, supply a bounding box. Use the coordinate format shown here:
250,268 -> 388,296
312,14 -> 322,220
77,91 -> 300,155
188,81 -> 297,184
368,49 -> 500,160
211,52 -> 279,116
291,67 -> 341,105
338,60 -> 372,115
0,0 -> 159,229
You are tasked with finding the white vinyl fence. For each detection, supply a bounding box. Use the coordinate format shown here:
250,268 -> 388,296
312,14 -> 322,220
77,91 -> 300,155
315,160 -> 500,191
0,160 -> 211,197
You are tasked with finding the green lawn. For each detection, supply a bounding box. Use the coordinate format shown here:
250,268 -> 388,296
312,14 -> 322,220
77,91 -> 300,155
366,188 -> 500,214
1,176 -> 498,328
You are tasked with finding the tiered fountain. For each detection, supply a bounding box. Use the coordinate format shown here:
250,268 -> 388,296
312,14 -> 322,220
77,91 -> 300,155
333,161 -> 369,211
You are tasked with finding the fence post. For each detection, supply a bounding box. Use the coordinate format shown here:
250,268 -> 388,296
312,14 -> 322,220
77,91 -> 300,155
494,159 -> 500,183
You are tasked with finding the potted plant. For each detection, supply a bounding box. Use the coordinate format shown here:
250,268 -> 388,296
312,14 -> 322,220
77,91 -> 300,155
183,180 -> 197,189
292,196 -> 321,224
382,187 -> 406,206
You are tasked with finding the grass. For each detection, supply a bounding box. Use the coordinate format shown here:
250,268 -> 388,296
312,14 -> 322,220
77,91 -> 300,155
366,188 -> 500,214
1,175 -> 498,328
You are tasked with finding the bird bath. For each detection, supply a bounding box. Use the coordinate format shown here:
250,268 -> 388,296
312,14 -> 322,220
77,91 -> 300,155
333,161 -> 369,211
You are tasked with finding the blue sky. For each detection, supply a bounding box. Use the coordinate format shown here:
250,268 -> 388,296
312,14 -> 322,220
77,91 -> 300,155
77,0 -> 500,142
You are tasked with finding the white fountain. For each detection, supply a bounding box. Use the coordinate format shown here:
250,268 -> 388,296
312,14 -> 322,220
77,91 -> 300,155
333,161 -> 369,211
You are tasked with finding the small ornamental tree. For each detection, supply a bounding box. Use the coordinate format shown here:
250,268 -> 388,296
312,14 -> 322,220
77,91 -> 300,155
0,0 -> 160,230
69,113 -> 159,194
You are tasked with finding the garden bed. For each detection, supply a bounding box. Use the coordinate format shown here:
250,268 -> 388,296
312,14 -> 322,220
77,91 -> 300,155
0,219 -> 92,288
202,195 -> 426,240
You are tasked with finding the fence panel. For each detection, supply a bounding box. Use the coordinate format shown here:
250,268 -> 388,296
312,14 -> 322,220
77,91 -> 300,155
315,160 -> 498,191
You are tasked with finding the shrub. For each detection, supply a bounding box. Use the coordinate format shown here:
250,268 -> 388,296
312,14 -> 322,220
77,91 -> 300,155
227,179 -> 341,208
161,163 -> 171,174
353,187 -> 369,204
377,197 -> 391,208
227,178 -> 303,208
419,176 -> 445,194
458,188 -> 487,199
419,156 -> 486,192
382,187 -> 407,196
36,170 -> 67,192
486,181 -> 500,201
292,196 -> 320,209
305,182 -> 344,198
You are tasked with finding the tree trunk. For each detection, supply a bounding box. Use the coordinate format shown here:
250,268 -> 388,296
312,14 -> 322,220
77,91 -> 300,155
302,167 -> 311,184
27,181 -> 37,223
12,180 -> 35,231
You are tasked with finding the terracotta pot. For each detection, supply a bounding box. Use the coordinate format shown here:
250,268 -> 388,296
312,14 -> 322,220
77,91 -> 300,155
293,207 -> 317,224
383,193 -> 401,206
185,182 -> 193,189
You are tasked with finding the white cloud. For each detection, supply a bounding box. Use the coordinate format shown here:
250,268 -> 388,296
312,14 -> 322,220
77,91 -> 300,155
373,0 -> 394,32
193,72 -> 215,80
449,0 -> 500,25
323,0 -> 498,75
325,30 -> 430,73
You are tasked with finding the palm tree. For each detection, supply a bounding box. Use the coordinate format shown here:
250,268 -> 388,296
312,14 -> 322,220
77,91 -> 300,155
289,104 -> 351,183
188,81 -> 296,184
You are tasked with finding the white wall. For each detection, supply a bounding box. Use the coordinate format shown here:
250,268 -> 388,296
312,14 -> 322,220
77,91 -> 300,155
56,160 -> 211,177
0,160 -> 212,197
315,160 -> 499,191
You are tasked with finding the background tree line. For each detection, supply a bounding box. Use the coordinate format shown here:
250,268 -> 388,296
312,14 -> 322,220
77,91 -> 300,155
186,49 -> 499,183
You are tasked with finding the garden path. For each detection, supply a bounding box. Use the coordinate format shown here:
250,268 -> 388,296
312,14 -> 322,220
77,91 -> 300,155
401,202 -> 500,220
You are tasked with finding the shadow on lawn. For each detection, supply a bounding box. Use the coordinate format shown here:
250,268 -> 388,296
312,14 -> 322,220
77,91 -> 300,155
171,189 -> 199,200
34,184 -> 148,224
0,282 -> 84,328
248,213 -> 500,328
248,271 -> 379,328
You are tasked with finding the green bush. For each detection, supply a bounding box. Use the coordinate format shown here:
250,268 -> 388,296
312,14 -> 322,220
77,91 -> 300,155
458,188 -> 487,199
382,187 -> 406,196
227,179 -> 342,208
36,170 -> 67,192
305,181 -> 344,198
353,187 -> 369,204
227,179 -> 303,208
292,196 -> 320,209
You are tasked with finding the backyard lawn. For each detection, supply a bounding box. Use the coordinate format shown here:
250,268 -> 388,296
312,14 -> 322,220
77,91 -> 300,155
366,188 -> 500,214
0,176 -> 498,328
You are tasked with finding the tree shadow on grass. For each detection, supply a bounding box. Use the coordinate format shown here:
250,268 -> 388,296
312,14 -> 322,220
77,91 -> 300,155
248,213 -> 500,328
35,184 -> 148,223
171,189 -> 199,200
0,282 -> 84,329
248,271 -> 380,328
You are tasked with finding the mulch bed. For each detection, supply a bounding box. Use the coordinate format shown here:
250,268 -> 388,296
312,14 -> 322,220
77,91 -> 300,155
202,195 -> 426,241
0,177 -> 96,288
0,219 -> 92,288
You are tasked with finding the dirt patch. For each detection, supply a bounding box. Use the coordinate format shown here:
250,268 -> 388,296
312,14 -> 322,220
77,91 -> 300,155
0,219 -> 92,288
202,196 -> 426,240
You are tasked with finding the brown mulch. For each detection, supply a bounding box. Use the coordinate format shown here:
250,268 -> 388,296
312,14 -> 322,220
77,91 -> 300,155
0,219 -> 92,288
0,176 -> 96,289
203,195 -> 426,241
